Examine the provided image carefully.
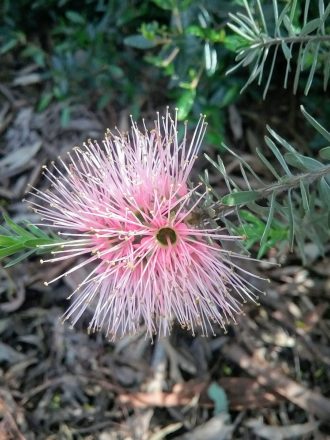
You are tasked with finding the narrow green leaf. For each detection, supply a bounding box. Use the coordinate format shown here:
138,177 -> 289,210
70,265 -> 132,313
299,181 -> 310,212
0,235 -> 18,246
324,49 -> 330,90
284,152 -> 324,171
263,45 -> 279,99
239,209 -> 265,228
226,23 -> 255,42
281,40 -> 292,59
304,41 -> 320,95
4,249 -> 35,268
38,92 -> 53,112
243,0 -> 259,33
267,126 -> 296,153
0,215 -> 62,266
65,11 -> 85,24
301,39 -> 314,72
319,146 -> 330,160
24,223 -> 50,238
264,136 -> 292,175
283,15 -> 296,36
60,107 -> 71,128
287,190 -> 295,251
3,213 -> 34,238
256,0 -> 268,33
319,177 -> 330,208
205,154 -> 225,175
259,192 -> 275,257
300,18 -> 322,35
176,89 -> 196,121
256,148 -> 281,180
229,13 -> 257,38
293,43 -> 304,94
151,0 -> 175,10
258,241 -> 271,258
222,190 -> 259,206
240,52 -> 265,93
284,42 -> 294,89
323,2 -> 330,23
301,106 -> 330,142
242,49 -> 259,67
124,35 -> 158,49
0,243 -> 25,259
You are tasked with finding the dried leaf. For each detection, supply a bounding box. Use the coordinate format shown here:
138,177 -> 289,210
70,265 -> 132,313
0,141 -> 41,178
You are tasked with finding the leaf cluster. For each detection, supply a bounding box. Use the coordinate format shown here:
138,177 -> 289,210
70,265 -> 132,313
227,0 -> 330,97
206,107 -> 330,261
0,213 -> 63,267
124,0 -> 246,144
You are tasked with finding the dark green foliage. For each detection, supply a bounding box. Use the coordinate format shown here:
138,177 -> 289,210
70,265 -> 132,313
124,0 -> 245,143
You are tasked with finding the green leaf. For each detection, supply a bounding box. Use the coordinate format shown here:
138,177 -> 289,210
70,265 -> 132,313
0,38 -> 19,55
300,18 -> 322,35
65,11 -> 85,24
0,243 -> 25,259
152,0 -> 174,9
0,214 -> 63,266
221,190 -> 259,206
3,213 -> 34,238
152,0 -> 192,10
299,181 -> 310,212
319,146 -> 330,160
284,152 -> 324,171
186,25 -> 205,38
124,35 -> 158,49
259,192 -> 275,257
281,40 -> 292,59
287,190 -> 295,251
37,92 -> 53,112
0,235 -> 18,246
4,249 -> 35,268
239,210 -> 265,228
176,89 -> 196,121
60,107 -> 71,128
264,137 -> 292,175
224,34 -> 248,52
301,106 -> 330,142
24,223 -> 50,239
319,177 -> 330,208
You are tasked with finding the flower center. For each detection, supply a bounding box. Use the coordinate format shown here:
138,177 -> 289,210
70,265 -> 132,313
156,227 -> 177,246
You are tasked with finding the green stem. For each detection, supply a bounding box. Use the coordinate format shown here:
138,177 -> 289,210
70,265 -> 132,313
251,34 -> 330,50
214,164 -> 330,216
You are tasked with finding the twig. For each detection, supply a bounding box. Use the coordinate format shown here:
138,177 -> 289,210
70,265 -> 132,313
223,344 -> 330,421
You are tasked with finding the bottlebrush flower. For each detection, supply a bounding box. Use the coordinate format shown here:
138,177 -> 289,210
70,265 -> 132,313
28,109 -> 262,340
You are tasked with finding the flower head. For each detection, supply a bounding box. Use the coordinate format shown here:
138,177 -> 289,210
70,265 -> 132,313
29,109 -> 261,339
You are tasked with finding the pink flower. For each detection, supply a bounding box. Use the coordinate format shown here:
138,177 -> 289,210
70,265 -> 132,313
29,109 -> 261,339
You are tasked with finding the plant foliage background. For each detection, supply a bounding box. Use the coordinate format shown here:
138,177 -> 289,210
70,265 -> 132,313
0,0 -> 330,438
